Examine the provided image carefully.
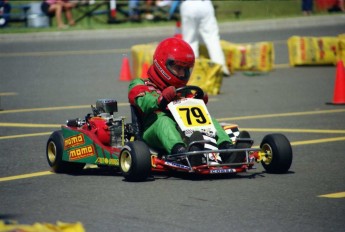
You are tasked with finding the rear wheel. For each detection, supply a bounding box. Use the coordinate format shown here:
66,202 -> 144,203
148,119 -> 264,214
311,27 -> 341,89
46,130 -> 85,173
260,134 -> 293,173
120,141 -> 152,181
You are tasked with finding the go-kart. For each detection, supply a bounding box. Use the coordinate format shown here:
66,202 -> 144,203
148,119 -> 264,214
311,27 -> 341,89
46,86 -> 293,181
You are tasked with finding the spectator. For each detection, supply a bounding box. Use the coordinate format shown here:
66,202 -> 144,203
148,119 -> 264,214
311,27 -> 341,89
331,0 -> 345,12
340,0 -> 345,11
0,0 -> 11,27
179,0 -> 230,76
152,0 -> 173,21
302,0 -> 313,15
41,0 -> 77,29
128,0 -> 140,22
128,0 -> 156,21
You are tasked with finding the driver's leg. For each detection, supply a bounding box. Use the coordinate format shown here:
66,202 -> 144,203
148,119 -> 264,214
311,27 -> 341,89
212,118 -> 232,145
143,115 -> 185,154
212,118 -> 245,163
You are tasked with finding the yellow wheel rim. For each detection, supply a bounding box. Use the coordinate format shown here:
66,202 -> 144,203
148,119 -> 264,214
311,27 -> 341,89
47,141 -> 57,164
261,143 -> 273,165
121,151 -> 132,173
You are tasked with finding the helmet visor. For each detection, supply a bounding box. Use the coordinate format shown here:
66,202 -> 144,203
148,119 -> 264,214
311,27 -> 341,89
166,59 -> 193,81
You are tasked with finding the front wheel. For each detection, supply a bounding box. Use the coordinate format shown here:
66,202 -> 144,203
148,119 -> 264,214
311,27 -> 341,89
260,134 -> 293,174
120,141 -> 152,181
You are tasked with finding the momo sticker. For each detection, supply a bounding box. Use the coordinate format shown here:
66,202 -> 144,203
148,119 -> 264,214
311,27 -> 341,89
69,145 -> 95,161
64,134 -> 85,149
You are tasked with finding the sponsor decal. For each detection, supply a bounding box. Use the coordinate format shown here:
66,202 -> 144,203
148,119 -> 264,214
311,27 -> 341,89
240,47 -> 246,67
301,38 -> 306,61
210,168 -> 236,174
96,157 -> 119,166
165,161 -> 191,170
260,44 -> 267,68
64,134 -> 85,149
69,145 -> 95,161
154,59 -> 171,80
317,39 -> 325,60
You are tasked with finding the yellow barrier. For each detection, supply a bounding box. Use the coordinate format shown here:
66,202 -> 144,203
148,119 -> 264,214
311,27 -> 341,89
0,220 -> 85,232
200,40 -> 275,73
188,58 -> 223,95
288,36 -> 339,66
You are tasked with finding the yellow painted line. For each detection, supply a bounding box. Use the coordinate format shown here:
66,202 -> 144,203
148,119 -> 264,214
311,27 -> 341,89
0,132 -> 52,140
290,136 -> 345,146
0,103 -> 130,114
242,128 -> 345,134
250,136 -> 345,148
0,122 -> 60,128
51,125 -> 343,134
318,192 -> 345,198
0,48 -> 130,57
0,92 -> 18,97
1,105 -> 344,120
217,109 -> 345,122
0,171 -> 54,182
0,105 -> 90,114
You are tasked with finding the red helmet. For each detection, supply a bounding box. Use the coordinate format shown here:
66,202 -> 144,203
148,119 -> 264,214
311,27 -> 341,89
150,37 -> 195,89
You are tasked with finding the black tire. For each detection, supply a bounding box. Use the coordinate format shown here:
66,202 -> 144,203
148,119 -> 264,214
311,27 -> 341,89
224,131 -> 252,164
120,141 -> 152,181
238,130 -> 250,139
260,134 -> 293,174
46,130 -> 85,173
188,131 -> 205,166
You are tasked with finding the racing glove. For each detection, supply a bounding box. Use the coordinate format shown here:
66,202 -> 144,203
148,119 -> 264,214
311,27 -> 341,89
157,86 -> 176,109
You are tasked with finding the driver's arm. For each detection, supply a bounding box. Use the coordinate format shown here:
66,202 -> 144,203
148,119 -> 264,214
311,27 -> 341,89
129,84 -> 160,114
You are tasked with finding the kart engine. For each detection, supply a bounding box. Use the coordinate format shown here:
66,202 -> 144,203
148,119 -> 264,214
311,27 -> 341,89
67,99 -> 124,147
91,99 -> 123,147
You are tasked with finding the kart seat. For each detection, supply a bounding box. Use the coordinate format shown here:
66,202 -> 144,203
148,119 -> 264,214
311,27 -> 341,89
130,105 -> 143,141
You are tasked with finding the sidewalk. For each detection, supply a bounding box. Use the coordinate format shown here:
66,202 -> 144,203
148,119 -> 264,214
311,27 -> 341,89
0,14 -> 344,42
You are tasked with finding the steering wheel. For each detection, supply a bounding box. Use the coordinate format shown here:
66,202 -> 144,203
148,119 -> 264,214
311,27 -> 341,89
175,85 -> 204,100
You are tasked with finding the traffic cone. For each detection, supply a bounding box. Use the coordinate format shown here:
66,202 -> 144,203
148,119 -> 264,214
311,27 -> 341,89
174,21 -> 182,39
327,60 -> 345,105
119,56 -> 132,81
141,62 -> 149,79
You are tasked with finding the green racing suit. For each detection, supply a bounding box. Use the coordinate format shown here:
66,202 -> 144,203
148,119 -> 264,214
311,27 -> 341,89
128,78 -> 231,154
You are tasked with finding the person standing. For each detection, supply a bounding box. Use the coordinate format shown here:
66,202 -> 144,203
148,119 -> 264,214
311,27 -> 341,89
302,0 -> 313,16
0,0 -> 11,27
179,0 -> 230,76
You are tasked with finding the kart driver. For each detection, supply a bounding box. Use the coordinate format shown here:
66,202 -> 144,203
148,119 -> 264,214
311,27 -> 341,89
128,37 -> 233,163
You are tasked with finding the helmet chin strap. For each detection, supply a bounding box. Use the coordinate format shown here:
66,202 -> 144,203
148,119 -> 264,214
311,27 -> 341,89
148,65 -> 168,90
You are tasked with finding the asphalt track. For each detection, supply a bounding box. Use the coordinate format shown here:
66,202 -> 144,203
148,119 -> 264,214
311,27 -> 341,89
0,15 -> 345,231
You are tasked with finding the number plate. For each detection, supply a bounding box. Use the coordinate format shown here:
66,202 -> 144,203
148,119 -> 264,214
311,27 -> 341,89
168,98 -> 216,137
